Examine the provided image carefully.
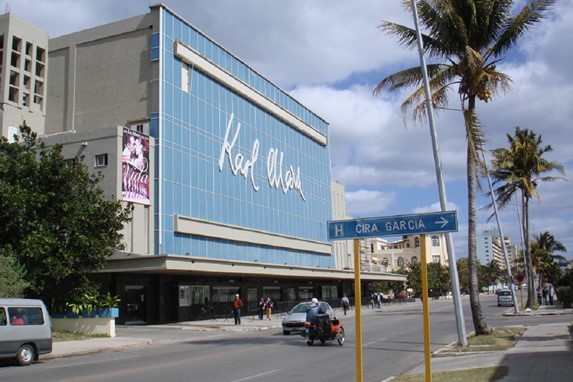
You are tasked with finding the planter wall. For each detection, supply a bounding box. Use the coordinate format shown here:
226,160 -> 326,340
51,316 -> 116,337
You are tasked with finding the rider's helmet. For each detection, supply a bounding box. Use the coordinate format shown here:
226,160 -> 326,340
311,298 -> 318,305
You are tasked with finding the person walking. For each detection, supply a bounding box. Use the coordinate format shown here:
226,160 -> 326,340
264,297 -> 273,320
258,297 -> 265,320
536,287 -> 543,305
341,294 -> 350,316
548,285 -> 555,305
376,293 -> 382,309
542,286 -> 548,305
232,294 -> 243,325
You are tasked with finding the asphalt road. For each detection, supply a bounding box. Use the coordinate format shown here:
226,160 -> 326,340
1,295 -> 569,382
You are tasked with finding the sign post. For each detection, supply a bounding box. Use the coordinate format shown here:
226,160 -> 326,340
327,211 -> 458,382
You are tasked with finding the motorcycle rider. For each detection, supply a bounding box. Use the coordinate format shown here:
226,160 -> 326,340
305,298 -> 321,324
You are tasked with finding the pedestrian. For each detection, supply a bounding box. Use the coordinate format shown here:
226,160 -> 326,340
232,294 -> 243,325
341,294 -> 350,315
202,297 -> 211,317
542,286 -> 548,305
548,285 -> 555,305
264,297 -> 273,320
536,287 -> 542,305
376,293 -> 382,309
370,294 -> 375,309
258,297 -> 265,320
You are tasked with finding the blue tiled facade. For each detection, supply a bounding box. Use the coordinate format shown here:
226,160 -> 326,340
155,9 -> 334,268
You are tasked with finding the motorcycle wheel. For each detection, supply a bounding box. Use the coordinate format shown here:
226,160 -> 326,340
337,328 -> 345,346
320,338 -> 326,344
306,338 -> 314,346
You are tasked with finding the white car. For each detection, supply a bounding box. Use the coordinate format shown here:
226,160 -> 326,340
497,290 -> 513,307
281,301 -> 335,335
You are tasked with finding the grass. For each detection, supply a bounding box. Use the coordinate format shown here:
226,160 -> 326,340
439,326 -> 526,353
390,366 -> 510,382
52,331 -> 108,342
390,327 -> 524,381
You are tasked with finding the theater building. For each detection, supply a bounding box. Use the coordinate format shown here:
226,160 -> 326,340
1,5 -> 404,324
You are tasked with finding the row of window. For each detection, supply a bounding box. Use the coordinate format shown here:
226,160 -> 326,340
0,307 -> 45,326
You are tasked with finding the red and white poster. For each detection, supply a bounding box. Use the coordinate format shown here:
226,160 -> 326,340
121,128 -> 150,205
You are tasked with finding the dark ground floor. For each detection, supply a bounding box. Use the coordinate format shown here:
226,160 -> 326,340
92,272 -> 378,325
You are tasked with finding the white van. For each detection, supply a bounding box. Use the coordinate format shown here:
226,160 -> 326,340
0,298 -> 53,365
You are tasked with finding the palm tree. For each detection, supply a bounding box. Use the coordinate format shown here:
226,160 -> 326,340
373,0 -> 555,334
489,128 -> 565,308
531,232 -> 567,290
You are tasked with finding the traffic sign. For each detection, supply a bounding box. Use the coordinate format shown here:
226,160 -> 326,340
327,211 -> 458,240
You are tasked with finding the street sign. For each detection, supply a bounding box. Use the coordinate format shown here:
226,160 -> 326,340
327,211 -> 458,240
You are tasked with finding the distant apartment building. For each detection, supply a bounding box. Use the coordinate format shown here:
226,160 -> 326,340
477,229 -> 518,269
0,13 -> 48,140
363,234 -> 449,272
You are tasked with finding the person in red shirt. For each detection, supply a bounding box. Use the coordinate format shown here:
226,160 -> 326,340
11,314 -> 24,325
232,294 -> 244,325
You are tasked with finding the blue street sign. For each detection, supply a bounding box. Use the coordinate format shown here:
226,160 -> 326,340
327,211 -> 458,240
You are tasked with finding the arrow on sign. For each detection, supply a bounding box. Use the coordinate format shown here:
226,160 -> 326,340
435,217 -> 449,228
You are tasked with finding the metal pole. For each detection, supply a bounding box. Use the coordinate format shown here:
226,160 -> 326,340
420,235 -> 433,381
410,0 -> 467,346
481,150 -> 520,313
353,239 -> 364,382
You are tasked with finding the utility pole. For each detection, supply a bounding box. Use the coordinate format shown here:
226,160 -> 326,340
410,0 -> 467,346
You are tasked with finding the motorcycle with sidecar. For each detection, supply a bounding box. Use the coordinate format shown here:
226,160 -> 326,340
302,313 -> 344,346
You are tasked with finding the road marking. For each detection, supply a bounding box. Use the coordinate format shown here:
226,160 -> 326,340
46,354 -> 141,369
230,369 -> 282,382
364,337 -> 387,347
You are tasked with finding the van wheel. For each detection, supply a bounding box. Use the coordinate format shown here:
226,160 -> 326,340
17,344 -> 35,366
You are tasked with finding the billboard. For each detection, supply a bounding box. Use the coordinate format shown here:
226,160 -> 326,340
121,127 -> 150,205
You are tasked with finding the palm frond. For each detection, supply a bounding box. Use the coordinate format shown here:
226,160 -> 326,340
488,0 -> 556,59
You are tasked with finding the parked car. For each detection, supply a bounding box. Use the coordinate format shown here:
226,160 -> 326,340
282,301 -> 335,335
497,290 -> 514,307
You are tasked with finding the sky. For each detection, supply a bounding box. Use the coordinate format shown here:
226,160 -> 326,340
8,0 -> 573,261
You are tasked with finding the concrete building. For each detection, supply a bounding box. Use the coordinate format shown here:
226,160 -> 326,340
477,229 -> 518,269
1,5 -> 403,324
0,13 -> 48,141
365,234 -> 449,272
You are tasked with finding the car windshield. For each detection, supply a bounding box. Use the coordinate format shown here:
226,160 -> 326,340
291,303 -> 311,313
499,291 -> 511,296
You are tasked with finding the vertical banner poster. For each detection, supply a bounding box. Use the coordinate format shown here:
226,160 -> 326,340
121,128 -> 150,205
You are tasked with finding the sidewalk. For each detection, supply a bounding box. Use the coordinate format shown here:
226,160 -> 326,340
45,303 -> 573,382
400,305 -> 573,382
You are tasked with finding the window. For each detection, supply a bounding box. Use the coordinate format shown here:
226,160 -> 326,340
414,237 -> 420,248
431,236 -> 440,246
321,285 -> 338,299
7,307 -> 45,325
382,258 -> 389,267
95,153 -> 108,167
432,255 -> 441,263
181,63 -> 190,92
397,257 -> 404,267
411,256 -> 418,265
179,286 -> 191,307
65,158 -> 77,167
0,307 -> 6,326
191,285 -> 209,305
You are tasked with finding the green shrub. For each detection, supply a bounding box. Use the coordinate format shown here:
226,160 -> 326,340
556,286 -> 572,308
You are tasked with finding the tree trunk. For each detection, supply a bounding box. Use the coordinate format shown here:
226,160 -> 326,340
522,195 -> 538,308
467,137 -> 490,334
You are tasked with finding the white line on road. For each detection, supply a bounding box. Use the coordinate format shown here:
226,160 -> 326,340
364,337 -> 388,347
46,354 -> 141,369
230,368 -> 282,382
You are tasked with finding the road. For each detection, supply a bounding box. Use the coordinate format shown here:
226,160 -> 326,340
0,295 -> 569,382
